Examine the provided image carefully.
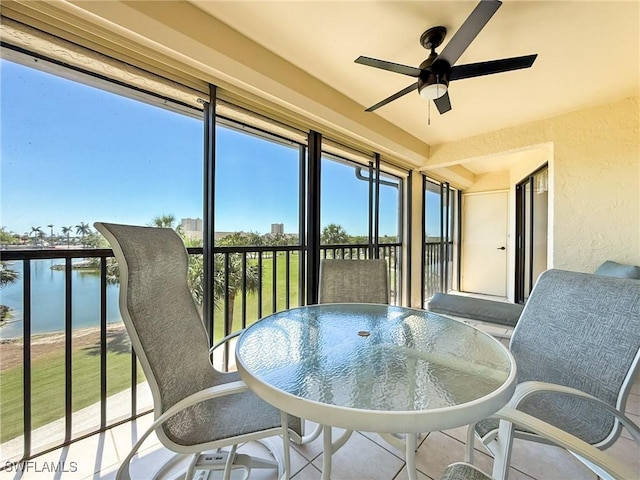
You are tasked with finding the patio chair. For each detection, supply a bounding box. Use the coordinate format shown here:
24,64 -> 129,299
314,258 -> 390,451
442,407 -> 636,480
94,222 -> 301,480
465,269 -> 640,480
318,258 -> 389,304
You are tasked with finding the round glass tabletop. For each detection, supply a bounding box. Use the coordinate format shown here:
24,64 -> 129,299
236,304 -> 516,433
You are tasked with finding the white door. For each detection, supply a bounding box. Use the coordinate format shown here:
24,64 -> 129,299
461,191 -> 508,296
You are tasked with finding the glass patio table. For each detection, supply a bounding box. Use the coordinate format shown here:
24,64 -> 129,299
236,303 -> 517,480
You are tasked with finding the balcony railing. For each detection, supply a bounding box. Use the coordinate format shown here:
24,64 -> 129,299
423,241 -> 454,300
0,242 -> 401,466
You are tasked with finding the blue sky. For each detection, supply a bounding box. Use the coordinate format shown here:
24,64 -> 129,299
0,58 -> 426,238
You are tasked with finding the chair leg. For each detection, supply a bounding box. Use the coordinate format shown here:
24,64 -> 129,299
185,453 -> 199,479
296,422 -> 323,444
465,423 -> 476,463
223,445 -> 238,480
491,419 -> 515,480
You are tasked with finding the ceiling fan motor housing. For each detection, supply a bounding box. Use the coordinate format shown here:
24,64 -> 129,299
418,57 -> 450,99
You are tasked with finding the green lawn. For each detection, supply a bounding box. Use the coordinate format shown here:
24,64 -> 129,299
0,251 -> 302,444
0,345 -> 145,443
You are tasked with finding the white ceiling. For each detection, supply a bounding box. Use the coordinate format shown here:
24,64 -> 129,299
191,0 -> 639,147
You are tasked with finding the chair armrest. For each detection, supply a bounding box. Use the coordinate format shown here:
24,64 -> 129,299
209,330 -> 245,354
117,381 -> 249,480
508,381 -> 640,443
492,407 -> 637,480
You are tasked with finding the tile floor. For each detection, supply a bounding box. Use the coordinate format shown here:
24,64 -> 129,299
2,404 -> 638,480
2,327 -> 639,480
3,374 -> 638,480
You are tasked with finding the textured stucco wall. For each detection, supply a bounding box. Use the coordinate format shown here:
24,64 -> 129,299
429,97 -> 640,273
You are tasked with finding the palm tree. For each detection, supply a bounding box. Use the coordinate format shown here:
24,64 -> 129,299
212,252 -> 260,337
0,261 -> 19,323
246,231 -> 263,247
29,226 -> 44,246
321,223 -> 349,245
321,223 -> 350,258
75,222 -> 91,246
178,234 -> 261,330
151,214 -> 176,228
47,224 -> 55,239
61,226 -> 73,247
0,261 -> 19,288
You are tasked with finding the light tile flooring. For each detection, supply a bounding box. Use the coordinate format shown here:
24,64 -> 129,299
3,378 -> 638,480
3,404 -> 638,480
2,327 -> 639,480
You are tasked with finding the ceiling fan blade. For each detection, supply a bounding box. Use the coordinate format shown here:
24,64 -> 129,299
433,91 -> 452,114
437,0 -> 502,67
365,83 -> 418,112
355,56 -> 422,77
449,54 -> 537,81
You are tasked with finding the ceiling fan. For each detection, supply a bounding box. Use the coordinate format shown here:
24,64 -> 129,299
355,0 -> 537,115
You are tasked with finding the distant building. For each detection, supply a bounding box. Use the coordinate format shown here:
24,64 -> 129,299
181,218 -> 202,241
271,223 -> 284,235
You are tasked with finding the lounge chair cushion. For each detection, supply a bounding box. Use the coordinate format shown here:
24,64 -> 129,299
427,293 -> 524,327
594,260 -> 640,279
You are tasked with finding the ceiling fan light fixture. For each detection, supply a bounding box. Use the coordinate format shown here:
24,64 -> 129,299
419,82 -> 448,100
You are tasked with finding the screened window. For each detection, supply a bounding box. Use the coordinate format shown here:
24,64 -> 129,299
213,122 -> 303,338
320,156 -> 402,246
0,54 -> 203,450
424,178 -> 459,301
1,59 -> 204,238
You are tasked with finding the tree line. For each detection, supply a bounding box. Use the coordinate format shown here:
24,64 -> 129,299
0,216 -> 398,326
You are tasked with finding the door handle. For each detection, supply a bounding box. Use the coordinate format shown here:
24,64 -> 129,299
497,246 -> 506,250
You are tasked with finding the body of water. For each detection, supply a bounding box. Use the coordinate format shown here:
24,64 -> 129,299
0,259 -> 121,339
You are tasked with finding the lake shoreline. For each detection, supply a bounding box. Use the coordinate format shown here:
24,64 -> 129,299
0,323 -> 127,372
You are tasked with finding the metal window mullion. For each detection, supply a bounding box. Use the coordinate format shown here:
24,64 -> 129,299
406,171 -> 412,307
22,259 -> 32,461
223,252 -> 231,370
203,84 -> 216,345
272,250 -> 277,313
374,153 -> 381,259
443,182 -> 450,292
368,161 -> 374,258
456,189 -> 462,291
306,130 -> 322,305
298,144 -> 307,306
64,258 -> 73,442
439,183 -> 445,293
100,257 -> 107,429
285,252 -> 291,309
257,253 -> 263,318
528,176 -> 535,295
241,253 -> 247,329
224,253 -> 231,334
421,175 -> 427,307
515,184 -> 522,302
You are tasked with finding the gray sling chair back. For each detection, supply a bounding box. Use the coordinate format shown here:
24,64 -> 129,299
313,258 -> 391,452
95,222 -> 301,480
318,258 -> 390,304
466,269 -> 640,480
